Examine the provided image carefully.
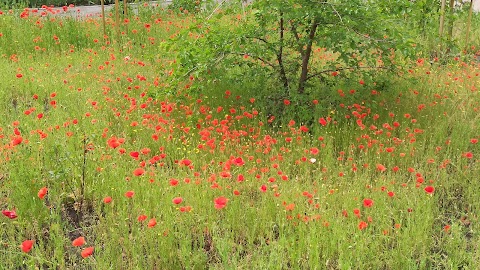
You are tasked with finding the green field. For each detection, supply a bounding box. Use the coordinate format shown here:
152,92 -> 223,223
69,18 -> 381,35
0,1 -> 479,269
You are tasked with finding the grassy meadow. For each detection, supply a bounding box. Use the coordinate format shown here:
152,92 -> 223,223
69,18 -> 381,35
0,2 -> 479,269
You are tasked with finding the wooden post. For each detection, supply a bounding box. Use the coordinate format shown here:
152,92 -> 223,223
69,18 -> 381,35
101,0 -> 106,37
465,0 -> 474,51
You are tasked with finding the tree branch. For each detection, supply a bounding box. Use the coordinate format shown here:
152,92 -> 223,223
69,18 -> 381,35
277,12 -> 289,88
228,52 -> 277,69
306,66 -> 392,80
290,22 -> 304,57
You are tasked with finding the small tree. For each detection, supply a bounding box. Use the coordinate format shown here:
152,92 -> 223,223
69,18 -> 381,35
166,0 -> 422,96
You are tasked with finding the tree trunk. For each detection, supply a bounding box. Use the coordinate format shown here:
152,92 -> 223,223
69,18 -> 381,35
447,0 -> 455,42
298,18 -> 319,94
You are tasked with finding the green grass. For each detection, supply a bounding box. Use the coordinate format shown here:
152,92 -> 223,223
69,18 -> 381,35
0,3 -> 479,270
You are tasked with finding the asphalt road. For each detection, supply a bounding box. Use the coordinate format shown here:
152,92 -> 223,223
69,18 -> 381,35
29,0 -> 480,18
36,1 -> 166,18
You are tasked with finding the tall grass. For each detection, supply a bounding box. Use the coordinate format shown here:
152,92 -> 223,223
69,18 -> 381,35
0,3 -> 478,269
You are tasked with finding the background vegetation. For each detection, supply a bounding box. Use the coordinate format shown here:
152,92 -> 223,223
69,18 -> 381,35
0,0 -> 478,269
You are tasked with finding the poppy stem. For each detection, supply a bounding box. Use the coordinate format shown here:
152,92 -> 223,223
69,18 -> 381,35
80,133 -> 88,212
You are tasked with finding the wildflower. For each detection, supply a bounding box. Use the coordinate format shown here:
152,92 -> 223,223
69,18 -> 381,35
125,191 -> 135,198
129,151 -> 139,160
181,159 -> 192,166
363,199 -> 374,208
318,117 -> 327,126
2,209 -> 17,219
358,221 -> 368,230
376,164 -> 386,172
214,196 -> 228,209
72,237 -> 85,247
147,218 -> 157,228
285,203 -> 295,211
21,240 -> 34,253
38,187 -> 48,199
424,186 -> 435,194
103,196 -> 112,204
133,168 -> 145,176
107,137 -> 121,149
233,157 -> 245,166
81,247 -> 94,258
172,197 -> 183,204
11,136 -> 23,146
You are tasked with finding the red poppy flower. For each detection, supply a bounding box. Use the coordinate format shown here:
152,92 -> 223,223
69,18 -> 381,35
424,186 -> 435,194
358,221 -> 368,230
180,159 -> 191,166
38,187 -> 48,199
318,117 -> 327,126
129,151 -> 139,159
233,157 -> 245,166
2,209 -> 17,219
172,197 -> 183,204
179,206 -> 192,212
133,168 -> 145,176
11,136 -> 23,146
138,215 -> 147,222
170,179 -> 179,186
285,203 -> 295,211
103,196 -> 112,204
81,246 -> 94,258
125,191 -> 135,198
107,137 -> 121,149
214,196 -> 228,209
147,218 -> 157,228
363,198 -> 374,208
376,164 -> 386,172
21,240 -> 34,253
72,236 -> 85,247
353,208 -> 361,218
